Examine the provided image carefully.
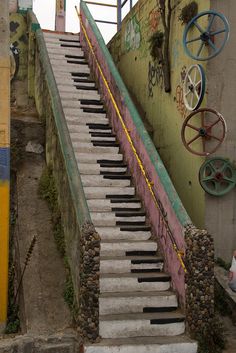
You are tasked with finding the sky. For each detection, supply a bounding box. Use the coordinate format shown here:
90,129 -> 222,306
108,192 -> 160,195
33,0 -> 138,43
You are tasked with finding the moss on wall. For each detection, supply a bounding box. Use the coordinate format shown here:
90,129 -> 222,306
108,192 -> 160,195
109,0 -> 211,228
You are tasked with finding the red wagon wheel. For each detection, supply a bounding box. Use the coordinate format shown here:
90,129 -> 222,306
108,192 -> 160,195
181,108 -> 226,156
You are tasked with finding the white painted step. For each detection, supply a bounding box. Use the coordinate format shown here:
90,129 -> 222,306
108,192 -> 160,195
68,126 -> 111,134
64,108 -> 106,119
67,116 -> 108,125
84,186 -> 135,199
99,291 -> 177,315
100,255 -> 163,274
78,163 -> 127,175
81,175 -> 130,188
75,152 -> 123,163
100,240 -> 156,256
47,47 -> 84,56
72,142 -> 119,154
70,132 -> 115,142
48,52 -> 85,60
91,214 -> 145,227
99,312 -> 185,338
84,336 -> 198,353
100,273 -> 170,293
87,199 -> 141,212
95,227 -> 151,241
43,32 -> 79,40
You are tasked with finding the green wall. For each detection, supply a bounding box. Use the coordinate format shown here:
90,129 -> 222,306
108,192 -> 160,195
109,0 -> 210,228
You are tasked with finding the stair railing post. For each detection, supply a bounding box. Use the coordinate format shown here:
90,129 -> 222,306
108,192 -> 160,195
117,0 -> 122,31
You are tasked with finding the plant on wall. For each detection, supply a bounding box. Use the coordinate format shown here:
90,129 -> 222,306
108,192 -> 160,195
148,30 -> 164,63
158,0 -> 172,92
179,1 -> 198,24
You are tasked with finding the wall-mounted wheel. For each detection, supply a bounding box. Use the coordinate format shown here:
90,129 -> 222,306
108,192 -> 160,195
183,10 -> 230,61
183,64 -> 206,111
181,108 -> 226,156
199,157 -> 236,196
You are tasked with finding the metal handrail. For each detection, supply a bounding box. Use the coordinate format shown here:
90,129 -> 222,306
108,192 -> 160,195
84,0 -> 134,30
76,5 -> 187,273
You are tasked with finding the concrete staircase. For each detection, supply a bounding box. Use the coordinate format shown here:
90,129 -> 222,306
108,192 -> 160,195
43,30 -> 197,353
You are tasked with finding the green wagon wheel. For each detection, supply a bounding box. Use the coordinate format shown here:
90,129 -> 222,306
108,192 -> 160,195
199,157 -> 236,196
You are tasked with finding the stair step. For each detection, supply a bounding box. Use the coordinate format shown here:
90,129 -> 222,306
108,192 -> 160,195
84,336 -> 198,353
81,175 -> 130,188
99,311 -> 185,338
100,240 -> 157,256
78,163 -> 127,175
84,186 -> 135,199
76,153 -> 123,164
69,125 -> 112,134
99,291 -> 177,315
91,213 -> 145,227
70,132 -> 115,142
100,251 -> 163,274
100,255 -> 163,273
72,142 -> 119,154
65,54 -> 85,59
67,116 -> 109,125
65,108 -> 107,119
95,227 -> 151,241
80,99 -> 103,105
87,199 -> 141,212
100,273 -> 170,293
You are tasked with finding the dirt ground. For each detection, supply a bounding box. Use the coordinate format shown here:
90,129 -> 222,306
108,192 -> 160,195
16,153 -> 73,335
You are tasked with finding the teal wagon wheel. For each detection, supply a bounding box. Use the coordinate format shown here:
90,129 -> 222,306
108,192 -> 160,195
183,10 -> 230,61
199,157 -> 236,196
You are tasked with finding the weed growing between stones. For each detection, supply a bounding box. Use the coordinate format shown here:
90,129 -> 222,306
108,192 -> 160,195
38,167 -> 65,257
38,167 -> 78,319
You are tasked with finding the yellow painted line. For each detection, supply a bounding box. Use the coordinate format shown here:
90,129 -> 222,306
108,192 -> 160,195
76,7 -> 187,273
0,182 -> 10,325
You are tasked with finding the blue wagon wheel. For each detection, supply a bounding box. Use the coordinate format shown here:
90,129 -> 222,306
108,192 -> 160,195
199,157 -> 236,196
183,64 -> 206,111
183,10 -> 230,61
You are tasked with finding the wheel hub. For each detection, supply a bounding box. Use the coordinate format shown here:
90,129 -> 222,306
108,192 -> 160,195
215,172 -> 223,181
199,127 -> 207,136
200,32 -> 210,43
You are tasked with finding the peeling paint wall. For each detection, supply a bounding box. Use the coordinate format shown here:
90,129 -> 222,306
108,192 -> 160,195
108,0 -> 211,228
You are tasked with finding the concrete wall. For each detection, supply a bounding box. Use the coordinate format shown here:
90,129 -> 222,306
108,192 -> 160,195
206,0 -> 236,261
108,0 -> 211,228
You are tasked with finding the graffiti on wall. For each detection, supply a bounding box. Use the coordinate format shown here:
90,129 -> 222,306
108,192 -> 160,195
174,66 -> 187,119
125,15 -> 141,52
148,8 -> 161,33
148,61 -> 164,97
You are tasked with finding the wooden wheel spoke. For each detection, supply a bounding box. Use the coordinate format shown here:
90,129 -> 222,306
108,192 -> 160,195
210,29 -> 226,36
186,123 -> 199,132
186,36 -> 201,44
193,21 -> 205,34
187,133 -> 201,146
206,117 -> 221,129
197,42 -> 205,57
207,14 -> 216,32
206,133 -> 221,142
208,39 -> 217,51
